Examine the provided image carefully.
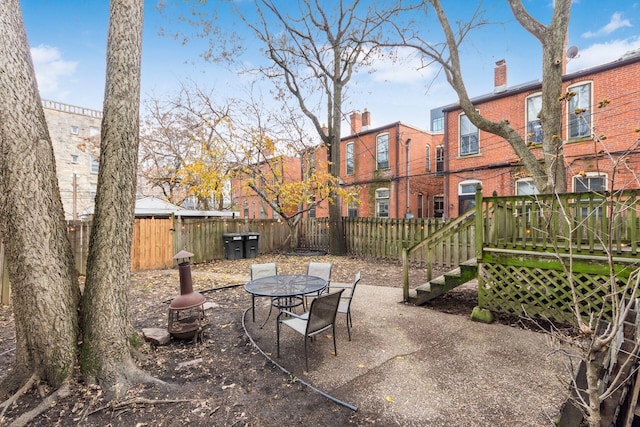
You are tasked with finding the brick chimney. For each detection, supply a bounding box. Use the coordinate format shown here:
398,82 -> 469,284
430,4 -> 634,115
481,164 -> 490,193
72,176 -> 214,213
350,110 -> 362,134
362,108 -> 370,130
494,59 -> 507,93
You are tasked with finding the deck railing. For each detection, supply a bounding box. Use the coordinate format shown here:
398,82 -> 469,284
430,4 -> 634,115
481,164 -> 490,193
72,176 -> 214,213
480,189 -> 640,260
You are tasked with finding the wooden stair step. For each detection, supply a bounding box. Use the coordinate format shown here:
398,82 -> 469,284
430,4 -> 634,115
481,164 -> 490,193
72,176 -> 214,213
408,258 -> 479,306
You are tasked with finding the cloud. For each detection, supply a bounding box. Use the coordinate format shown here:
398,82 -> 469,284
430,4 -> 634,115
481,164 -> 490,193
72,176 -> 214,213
364,47 -> 439,85
30,44 -> 78,97
582,12 -> 632,39
567,36 -> 640,72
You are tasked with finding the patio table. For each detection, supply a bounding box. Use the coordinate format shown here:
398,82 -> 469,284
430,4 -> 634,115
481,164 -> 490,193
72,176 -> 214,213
245,274 -> 327,324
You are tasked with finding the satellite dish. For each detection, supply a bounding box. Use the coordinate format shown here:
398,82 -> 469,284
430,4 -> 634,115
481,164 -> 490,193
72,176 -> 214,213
567,45 -> 579,59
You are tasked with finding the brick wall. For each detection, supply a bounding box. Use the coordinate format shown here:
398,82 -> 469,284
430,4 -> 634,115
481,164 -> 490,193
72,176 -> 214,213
444,56 -> 640,217
340,118 -> 444,218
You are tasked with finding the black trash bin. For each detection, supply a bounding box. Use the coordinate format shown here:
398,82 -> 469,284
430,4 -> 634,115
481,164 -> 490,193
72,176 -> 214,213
222,233 -> 244,260
243,232 -> 260,259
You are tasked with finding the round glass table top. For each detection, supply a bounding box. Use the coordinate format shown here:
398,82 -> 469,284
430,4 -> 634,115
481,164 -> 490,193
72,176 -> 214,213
244,274 -> 326,297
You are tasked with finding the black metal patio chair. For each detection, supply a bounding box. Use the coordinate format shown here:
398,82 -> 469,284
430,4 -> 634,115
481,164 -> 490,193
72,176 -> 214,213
328,271 -> 361,340
276,289 -> 344,371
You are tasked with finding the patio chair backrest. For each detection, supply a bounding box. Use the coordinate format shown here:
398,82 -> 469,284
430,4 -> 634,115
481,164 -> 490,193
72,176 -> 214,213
307,262 -> 332,285
250,262 -> 277,280
307,289 -> 344,335
342,271 -> 361,306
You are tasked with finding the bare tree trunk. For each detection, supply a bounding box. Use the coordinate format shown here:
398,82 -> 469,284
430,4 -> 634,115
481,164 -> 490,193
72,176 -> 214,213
80,0 -> 146,398
0,0 -> 79,395
585,347 -> 603,427
508,0 -> 570,193
328,59 -> 346,256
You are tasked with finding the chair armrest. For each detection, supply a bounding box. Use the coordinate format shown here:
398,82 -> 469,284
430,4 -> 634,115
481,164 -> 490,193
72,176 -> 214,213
278,310 -> 307,319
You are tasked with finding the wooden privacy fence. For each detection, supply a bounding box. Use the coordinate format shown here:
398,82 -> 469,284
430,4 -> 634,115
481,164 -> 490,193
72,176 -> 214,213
70,217 -> 293,272
296,217 -> 473,270
68,218 -> 177,274
2,215 -> 468,305
175,218 -> 291,263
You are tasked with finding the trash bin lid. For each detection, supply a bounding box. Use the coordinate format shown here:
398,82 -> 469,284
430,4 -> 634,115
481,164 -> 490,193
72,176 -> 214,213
223,233 -> 243,240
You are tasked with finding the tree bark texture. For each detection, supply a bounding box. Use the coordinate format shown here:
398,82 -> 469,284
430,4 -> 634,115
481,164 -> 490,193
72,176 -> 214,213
80,0 -> 144,397
328,83 -> 346,256
0,0 -> 80,391
508,0 -> 570,193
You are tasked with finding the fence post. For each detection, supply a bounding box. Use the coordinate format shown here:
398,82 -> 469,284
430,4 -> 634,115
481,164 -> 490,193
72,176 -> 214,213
475,184 -> 483,261
402,246 -> 409,302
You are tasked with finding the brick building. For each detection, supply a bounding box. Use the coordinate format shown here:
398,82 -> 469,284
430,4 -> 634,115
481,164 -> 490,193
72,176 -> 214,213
43,100 -> 103,220
434,52 -> 640,218
229,109 -> 445,220
340,109 -> 444,218
230,154 -> 305,219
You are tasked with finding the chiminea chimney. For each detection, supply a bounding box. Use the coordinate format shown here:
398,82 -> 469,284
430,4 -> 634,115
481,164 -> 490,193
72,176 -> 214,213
494,59 -> 507,93
350,110 -> 362,134
362,108 -> 370,131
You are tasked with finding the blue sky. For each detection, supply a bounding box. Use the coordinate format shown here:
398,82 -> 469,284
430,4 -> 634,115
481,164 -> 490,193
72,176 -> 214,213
20,1 -> 640,133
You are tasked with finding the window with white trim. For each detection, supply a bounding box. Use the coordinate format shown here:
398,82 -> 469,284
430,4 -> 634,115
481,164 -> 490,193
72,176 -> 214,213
458,179 -> 481,215
573,173 -> 606,218
526,94 -> 542,145
425,145 -> 431,171
347,201 -> 358,218
376,133 -> 389,169
568,82 -> 592,139
434,196 -> 444,218
346,142 -> 354,175
436,145 -> 444,174
515,178 -> 539,195
459,114 -> 479,156
70,125 -> 79,135
375,188 -> 389,218
573,173 -> 606,193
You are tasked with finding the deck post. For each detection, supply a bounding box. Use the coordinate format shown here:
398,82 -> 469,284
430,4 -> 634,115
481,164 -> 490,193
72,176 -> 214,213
475,184 -> 483,261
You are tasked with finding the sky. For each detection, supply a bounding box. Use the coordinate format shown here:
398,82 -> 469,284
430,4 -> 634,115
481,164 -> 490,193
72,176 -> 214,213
19,0 -> 640,134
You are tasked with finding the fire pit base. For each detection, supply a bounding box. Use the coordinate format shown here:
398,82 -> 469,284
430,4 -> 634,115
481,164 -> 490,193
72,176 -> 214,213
168,304 -> 208,340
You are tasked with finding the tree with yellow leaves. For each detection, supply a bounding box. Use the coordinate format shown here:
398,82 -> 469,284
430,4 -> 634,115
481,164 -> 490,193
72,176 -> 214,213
139,86 -> 232,209
229,96 -> 358,249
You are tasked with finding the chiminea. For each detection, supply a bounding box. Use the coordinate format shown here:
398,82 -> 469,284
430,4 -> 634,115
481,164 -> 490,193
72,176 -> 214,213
168,250 -> 208,340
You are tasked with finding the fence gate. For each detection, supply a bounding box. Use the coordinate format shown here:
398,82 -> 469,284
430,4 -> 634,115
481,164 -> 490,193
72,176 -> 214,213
131,218 -> 175,271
